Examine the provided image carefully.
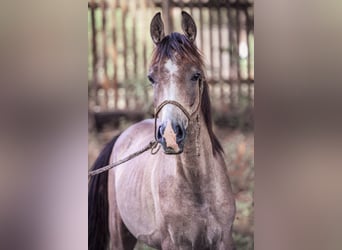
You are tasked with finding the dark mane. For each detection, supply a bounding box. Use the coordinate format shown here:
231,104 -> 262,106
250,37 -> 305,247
152,32 -> 223,155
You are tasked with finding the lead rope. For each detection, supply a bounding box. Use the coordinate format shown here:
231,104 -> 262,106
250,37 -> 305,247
88,140 -> 159,177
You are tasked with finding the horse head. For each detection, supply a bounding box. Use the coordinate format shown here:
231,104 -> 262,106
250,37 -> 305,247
149,11 -> 204,154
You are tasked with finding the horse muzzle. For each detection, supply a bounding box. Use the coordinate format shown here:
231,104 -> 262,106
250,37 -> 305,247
156,121 -> 186,154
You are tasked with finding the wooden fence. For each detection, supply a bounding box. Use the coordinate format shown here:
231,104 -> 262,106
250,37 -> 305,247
88,0 -> 254,123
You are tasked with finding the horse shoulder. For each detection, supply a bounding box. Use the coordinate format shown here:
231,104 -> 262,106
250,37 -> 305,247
110,119 -> 155,158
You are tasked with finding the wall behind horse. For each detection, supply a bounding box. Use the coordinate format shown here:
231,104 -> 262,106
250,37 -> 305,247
88,0 -> 254,127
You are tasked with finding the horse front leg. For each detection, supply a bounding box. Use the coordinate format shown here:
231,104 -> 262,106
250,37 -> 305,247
161,237 -> 177,250
161,237 -> 190,250
218,233 -> 235,250
161,237 -> 199,250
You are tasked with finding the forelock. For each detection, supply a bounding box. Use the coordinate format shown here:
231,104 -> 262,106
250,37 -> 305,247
151,32 -> 204,69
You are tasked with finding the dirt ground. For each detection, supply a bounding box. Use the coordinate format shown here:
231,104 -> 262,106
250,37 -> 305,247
89,123 -> 254,250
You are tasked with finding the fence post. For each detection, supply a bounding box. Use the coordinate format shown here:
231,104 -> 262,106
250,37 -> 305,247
162,0 -> 173,34
90,0 -> 99,106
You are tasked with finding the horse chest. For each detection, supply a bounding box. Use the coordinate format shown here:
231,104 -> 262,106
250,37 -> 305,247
160,201 -> 225,248
157,178 -> 230,247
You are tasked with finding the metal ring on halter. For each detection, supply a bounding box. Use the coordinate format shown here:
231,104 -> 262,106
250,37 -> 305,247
153,79 -> 203,142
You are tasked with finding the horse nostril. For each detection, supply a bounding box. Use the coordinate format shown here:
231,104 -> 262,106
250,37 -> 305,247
175,125 -> 186,142
157,125 -> 163,141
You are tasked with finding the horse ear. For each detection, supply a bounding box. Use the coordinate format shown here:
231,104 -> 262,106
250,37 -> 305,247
150,12 -> 165,44
181,11 -> 197,42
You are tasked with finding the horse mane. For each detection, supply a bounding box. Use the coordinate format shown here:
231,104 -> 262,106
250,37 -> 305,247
151,32 -> 223,155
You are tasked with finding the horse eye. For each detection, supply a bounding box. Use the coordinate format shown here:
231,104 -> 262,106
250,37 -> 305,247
191,73 -> 201,81
147,75 -> 155,85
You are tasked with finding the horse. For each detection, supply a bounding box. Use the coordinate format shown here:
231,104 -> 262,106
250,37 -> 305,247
89,11 -> 236,250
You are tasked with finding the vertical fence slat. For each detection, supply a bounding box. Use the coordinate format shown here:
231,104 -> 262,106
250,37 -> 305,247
132,0 -> 138,108
132,1 -> 137,78
90,0 -> 98,105
209,6 -> 214,81
162,0 -> 173,34
217,2 -> 224,107
112,0 -> 118,109
101,0 -> 108,109
245,8 -> 251,107
236,7 -> 241,108
121,0 -> 129,108
198,1 -> 204,52
101,0 -> 107,80
142,0 -> 148,108
227,3 -> 234,108
246,7 -> 253,107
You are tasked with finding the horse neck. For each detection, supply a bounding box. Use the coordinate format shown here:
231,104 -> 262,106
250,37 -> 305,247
176,112 -> 218,181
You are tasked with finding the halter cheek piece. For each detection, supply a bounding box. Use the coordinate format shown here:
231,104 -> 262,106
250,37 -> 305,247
153,79 -> 203,151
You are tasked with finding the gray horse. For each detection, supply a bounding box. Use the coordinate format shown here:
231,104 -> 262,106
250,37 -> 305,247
89,11 -> 235,250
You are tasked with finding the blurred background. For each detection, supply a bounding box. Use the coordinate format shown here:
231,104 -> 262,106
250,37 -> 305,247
88,0 -> 254,249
